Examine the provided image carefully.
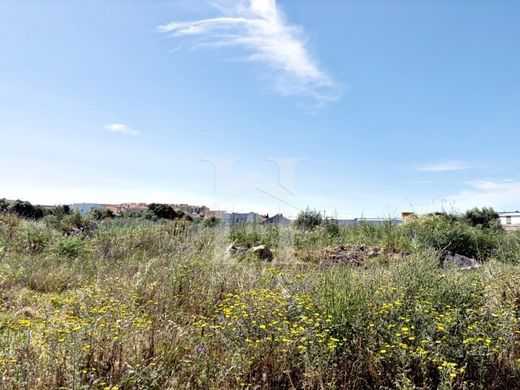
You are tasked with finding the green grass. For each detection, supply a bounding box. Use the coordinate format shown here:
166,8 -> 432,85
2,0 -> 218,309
0,214 -> 519,389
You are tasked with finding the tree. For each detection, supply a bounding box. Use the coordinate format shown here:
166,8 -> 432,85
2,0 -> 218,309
0,198 -> 8,213
147,203 -> 177,220
203,216 -> 219,227
50,205 -> 71,218
295,208 -> 322,230
464,207 -> 501,230
8,200 -> 45,220
324,218 -> 340,237
89,208 -> 115,220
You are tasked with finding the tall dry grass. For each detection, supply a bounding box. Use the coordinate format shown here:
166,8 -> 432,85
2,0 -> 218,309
0,214 -> 519,389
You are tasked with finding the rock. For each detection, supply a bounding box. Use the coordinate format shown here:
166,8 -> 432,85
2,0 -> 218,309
367,248 -> 380,258
319,245 -> 373,266
250,245 -> 273,262
225,244 -> 247,258
16,307 -> 40,319
440,251 -> 481,270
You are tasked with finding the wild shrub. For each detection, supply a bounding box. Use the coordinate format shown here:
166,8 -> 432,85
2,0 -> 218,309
323,218 -> 340,238
295,208 -> 322,230
60,212 -> 95,236
464,207 -> 502,230
0,198 -> 8,213
229,225 -> 280,248
54,235 -> 84,258
89,208 -> 115,220
8,200 -> 45,220
203,215 -> 219,227
19,223 -> 50,254
494,231 -> 520,264
315,254 -> 519,388
146,203 -> 178,220
403,214 -> 499,260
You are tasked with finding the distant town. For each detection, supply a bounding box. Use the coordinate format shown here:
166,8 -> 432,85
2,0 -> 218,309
65,202 -> 520,230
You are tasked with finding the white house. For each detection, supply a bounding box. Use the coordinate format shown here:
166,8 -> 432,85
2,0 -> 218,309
498,211 -> 520,231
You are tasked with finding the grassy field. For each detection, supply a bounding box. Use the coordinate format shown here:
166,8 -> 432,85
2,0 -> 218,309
0,213 -> 519,389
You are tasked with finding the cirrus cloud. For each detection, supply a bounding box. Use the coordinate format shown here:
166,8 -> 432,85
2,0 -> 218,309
104,123 -> 140,136
159,0 -> 338,104
448,179 -> 520,210
413,161 -> 473,172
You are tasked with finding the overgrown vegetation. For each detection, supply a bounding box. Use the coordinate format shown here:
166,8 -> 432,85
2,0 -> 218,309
295,208 -> 323,230
0,206 -> 519,389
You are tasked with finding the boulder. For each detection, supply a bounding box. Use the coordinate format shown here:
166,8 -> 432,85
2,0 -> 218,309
250,245 -> 273,262
440,251 -> 481,270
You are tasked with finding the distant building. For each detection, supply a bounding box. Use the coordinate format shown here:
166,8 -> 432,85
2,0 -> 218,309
206,210 -> 226,219
69,203 -> 105,215
222,212 -> 263,224
264,213 -> 291,225
401,211 -> 415,220
335,218 -> 403,226
104,203 -> 148,216
498,211 -> 520,231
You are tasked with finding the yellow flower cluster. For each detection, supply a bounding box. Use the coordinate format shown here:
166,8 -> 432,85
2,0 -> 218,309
197,287 -> 341,356
0,285 -> 153,387
369,282 -> 519,383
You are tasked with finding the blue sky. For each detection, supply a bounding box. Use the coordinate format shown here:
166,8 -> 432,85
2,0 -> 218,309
1,0 -> 519,217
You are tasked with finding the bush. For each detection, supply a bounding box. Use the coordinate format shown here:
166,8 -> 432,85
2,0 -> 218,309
54,236 -> 84,258
49,205 -> 71,218
229,225 -> 279,248
89,208 -> 115,220
20,223 -> 49,253
404,214 -> 499,260
58,212 -> 95,236
323,219 -> 340,238
464,207 -> 502,230
8,200 -> 45,220
203,216 -> 219,227
295,208 -> 322,230
146,203 -> 178,220
0,198 -> 8,213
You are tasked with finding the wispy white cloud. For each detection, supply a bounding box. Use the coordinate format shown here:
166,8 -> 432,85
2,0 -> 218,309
448,179 -> 520,210
104,123 -> 140,136
159,0 -> 338,103
413,161 -> 473,172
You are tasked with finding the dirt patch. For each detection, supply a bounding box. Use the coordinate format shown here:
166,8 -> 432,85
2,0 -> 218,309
319,245 -> 380,266
298,245 -> 407,266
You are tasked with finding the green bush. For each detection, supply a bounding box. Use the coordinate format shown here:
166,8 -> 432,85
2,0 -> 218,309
8,200 -> 45,220
54,236 -> 84,258
464,207 -> 502,230
229,225 -> 280,248
404,214 -> 500,260
89,208 -> 115,220
203,216 -> 219,227
61,212 -> 95,236
20,223 -> 50,253
323,219 -> 340,238
146,203 -> 178,220
295,208 -> 322,231
0,198 -> 8,213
